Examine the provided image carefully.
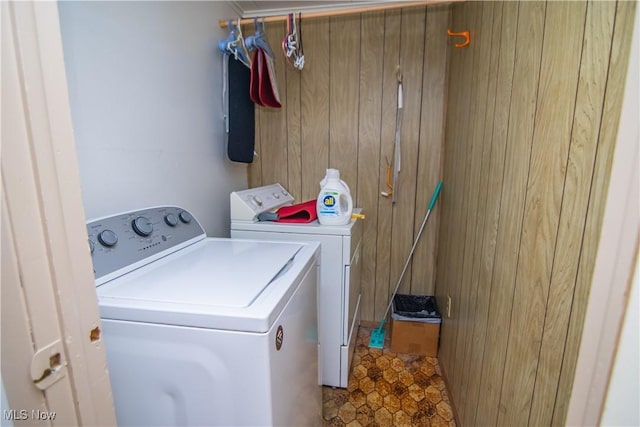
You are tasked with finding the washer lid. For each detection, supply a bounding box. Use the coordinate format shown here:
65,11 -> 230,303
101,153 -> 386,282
96,238 -> 320,333
97,239 -> 302,309
96,238 -> 319,333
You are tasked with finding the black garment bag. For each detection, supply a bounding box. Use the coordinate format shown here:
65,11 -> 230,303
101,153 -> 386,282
227,56 -> 255,163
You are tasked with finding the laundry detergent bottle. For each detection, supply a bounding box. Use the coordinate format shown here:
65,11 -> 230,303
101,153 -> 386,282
317,169 -> 353,225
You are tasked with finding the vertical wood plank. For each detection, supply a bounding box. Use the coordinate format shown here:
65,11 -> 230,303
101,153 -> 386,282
497,2 -> 587,425
458,2 -> 504,423
435,0 -> 469,378
474,3 -> 545,424
285,48 -> 302,200
329,14 -> 361,199
529,2 -> 615,425
300,17 -> 330,200
356,10 -> 385,322
464,3 -> 517,425
258,21 -> 289,187
412,5 -> 449,296
244,21 -> 263,188
249,109 -> 263,187
447,1 -> 483,395
373,9 -> 400,321
452,3 -> 495,412
552,1 -> 637,424
390,6 -> 426,297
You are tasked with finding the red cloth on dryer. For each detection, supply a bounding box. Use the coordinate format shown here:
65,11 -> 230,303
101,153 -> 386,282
276,199 -> 317,223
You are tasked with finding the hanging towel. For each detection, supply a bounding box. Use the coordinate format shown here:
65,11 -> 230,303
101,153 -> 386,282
258,48 -> 282,108
275,199 -> 317,223
227,56 -> 255,163
250,48 -> 262,106
250,47 -> 281,108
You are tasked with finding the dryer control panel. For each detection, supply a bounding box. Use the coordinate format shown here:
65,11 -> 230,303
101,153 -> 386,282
230,183 -> 294,222
87,206 -> 206,285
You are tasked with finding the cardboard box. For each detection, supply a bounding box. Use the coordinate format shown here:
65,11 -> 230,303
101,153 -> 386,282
390,318 -> 440,357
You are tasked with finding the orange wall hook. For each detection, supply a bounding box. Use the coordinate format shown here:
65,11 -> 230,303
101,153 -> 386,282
447,29 -> 470,48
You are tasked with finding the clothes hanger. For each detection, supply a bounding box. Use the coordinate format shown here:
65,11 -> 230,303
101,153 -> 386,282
282,13 -> 304,70
227,19 -> 252,67
283,14 -> 297,58
219,19 -> 251,68
218,19 -> 237,54
294,13 -> 304,70
246,18 -> 273,58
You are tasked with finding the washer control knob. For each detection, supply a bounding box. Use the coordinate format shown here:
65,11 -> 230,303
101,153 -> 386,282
132,216 -> 153,236
164,213 -> 179,227
281,190 -> 288,197
273,192 -> 280,199
179,211 -> 192,223
97,230 -> 118,247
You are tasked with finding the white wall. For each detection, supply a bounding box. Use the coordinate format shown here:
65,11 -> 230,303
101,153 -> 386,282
601,256 -> 639,426
58,1 -> 247,237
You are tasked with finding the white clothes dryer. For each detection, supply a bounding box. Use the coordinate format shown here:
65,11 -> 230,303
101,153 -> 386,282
87,206 -> 321,426
229,184 -> 363,388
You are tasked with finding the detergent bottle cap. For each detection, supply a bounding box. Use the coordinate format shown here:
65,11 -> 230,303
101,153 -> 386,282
326,168 -> 340,180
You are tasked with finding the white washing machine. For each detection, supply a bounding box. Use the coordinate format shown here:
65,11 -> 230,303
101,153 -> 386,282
230,184 -> 362,388
87,206 -> 321,426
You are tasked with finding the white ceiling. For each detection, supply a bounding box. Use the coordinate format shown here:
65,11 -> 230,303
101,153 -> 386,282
226,0 -> 413,18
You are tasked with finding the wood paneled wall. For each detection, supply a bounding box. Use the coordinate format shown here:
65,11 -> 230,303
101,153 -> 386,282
436,1 -> 636,426
247,5 -> 450,323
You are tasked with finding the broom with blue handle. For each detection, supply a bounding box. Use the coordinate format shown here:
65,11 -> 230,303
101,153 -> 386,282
369,181 -> 442,349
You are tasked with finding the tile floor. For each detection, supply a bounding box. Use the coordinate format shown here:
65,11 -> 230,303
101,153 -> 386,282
322,326 -> 456,427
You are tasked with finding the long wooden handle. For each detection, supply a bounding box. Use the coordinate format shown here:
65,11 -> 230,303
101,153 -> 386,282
219,0 -> 463,28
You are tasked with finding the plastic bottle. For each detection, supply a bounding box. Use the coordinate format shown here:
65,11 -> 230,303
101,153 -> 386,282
317,169 -> 353,225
